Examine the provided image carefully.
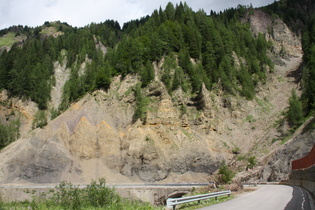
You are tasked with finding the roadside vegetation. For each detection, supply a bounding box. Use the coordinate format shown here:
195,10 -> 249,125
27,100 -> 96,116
0,179 -> 159,209
0,118 -> 20,150
218,162 -> 235,184
179,192 -> 233,209
0,178 -> 240,210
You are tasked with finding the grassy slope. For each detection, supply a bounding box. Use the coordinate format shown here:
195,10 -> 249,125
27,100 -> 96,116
0,32 -> 26,48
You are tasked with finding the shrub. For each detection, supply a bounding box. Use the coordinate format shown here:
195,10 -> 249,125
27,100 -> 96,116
32,110 -> 47,129
244,114 -> 256,123
9,178 -> 154,209
247,156 -> 257,169
132,83 -> 150,123
49,179 -> 123,209
232,147 -> 240,154
0,119 -> 20,149
51,181 -> 82,209
218,162 -> 235,184
85,178 -> 121,208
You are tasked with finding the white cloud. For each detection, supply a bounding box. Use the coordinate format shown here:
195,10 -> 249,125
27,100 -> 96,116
0,0 -> 276,30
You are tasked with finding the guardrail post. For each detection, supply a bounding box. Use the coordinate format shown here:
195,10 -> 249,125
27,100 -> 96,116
166,198 -> 176,210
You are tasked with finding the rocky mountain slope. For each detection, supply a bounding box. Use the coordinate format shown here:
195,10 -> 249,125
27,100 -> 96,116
0,9 -> 310,185
261,117 -> 315,182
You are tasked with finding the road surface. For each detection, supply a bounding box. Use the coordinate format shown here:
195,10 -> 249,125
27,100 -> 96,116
199,185 -> 314,210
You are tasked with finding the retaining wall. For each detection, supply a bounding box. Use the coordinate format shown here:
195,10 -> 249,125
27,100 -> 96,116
292,144 -> 315,170
289,144 -> 315,195
289,165 -> 315,195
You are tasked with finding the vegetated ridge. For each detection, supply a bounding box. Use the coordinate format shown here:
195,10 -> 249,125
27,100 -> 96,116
0,0 -> 314,186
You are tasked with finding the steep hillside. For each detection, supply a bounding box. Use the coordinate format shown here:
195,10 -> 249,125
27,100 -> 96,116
0,2 -> 312,185
0,10 -> 304,184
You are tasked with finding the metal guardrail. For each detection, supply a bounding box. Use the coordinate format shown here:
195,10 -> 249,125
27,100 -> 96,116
242,182 -> 281,186
166,190 -> 231,209
242,182 -> 258,186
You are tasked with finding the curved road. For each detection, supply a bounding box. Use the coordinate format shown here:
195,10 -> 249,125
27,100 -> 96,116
200,185 -> 314,210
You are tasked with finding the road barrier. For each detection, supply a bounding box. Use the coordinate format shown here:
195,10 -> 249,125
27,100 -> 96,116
242,182 -> 258,186
292,144 -> 315,170
289,143 -> 315,197
166,190 -> 231,209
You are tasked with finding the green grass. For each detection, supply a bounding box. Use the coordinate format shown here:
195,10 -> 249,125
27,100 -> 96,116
124,87 -> 133,97
181,128 -> 195,141
223,141 -> 230,149
244,115 -> 256,123
0,32 -> 26,48
173,186 -> 235,210
178,194 -> 234,209
302,117 -> 315,133
281,132 -> 294,144
40,26 -> 60,35
277,76 -> 286,82
0,32 -> 16,47
255,97 -> 273,113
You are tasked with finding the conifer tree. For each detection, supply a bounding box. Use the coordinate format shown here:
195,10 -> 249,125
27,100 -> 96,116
304,44 -> 315,112
141,61 -> 155,87
179,47 -> 192,73
133,83 -> 149,123
165,2 -> 175,20
95,63 -> 111,91
172,67 -> 184,91
238,64 -> 255,99
288,89 -> 304,128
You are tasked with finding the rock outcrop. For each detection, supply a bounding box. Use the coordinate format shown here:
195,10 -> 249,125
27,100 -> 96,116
0,9 -> 309,185
247,9 -> 302,56
0,84 -> 229,184
260,119 -> 315,182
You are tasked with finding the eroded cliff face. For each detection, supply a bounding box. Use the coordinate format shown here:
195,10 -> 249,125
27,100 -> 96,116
0,76 -> 230,184
0,9 -> 307,184
247,9 -> 302,56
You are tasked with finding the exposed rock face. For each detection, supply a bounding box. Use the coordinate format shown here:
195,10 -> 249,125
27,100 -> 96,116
5,136 -> 73,183
260,123 -> 315,182
50,60 -> 71,110
247,9 -> 302,56
0,75 -> 230,184
0,90 -> 38,136
0,9 -> 309,185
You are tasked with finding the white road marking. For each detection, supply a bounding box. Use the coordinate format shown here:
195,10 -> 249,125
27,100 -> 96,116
299,187 -> 305,210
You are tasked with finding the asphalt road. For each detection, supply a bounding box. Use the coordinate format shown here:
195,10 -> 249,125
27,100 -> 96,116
199,185 -> 314,210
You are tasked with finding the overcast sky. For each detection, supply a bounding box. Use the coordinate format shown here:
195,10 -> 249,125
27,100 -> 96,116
0,0 -> 276,30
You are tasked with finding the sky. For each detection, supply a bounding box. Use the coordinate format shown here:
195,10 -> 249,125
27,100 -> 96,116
0,0 -> 276,30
